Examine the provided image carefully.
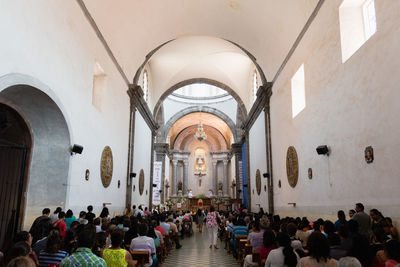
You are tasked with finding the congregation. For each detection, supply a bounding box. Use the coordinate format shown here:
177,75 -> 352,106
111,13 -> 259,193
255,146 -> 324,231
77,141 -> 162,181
1,202 -> 400,267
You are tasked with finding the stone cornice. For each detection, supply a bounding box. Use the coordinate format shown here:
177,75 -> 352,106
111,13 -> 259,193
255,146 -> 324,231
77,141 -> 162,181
154,143 -> 169,155
128,84 -> 159,132
241,82 -> 273,132
231,143 -> 242,155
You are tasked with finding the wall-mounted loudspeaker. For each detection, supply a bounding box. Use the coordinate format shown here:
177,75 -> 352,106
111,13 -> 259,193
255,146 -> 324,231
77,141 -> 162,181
263,173 -> 269,178
71,144 -> 83,155
316,145 -> 329,156
152,184 -> 157,187
130,173 -> 136,178
243,184 -> 248,187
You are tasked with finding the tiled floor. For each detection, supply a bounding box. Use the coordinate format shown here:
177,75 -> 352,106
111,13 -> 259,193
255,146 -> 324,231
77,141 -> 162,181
163,228 -> 240,267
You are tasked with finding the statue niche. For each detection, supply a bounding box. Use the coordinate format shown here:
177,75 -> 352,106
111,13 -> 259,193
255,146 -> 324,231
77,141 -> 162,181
194,148 -> 206,186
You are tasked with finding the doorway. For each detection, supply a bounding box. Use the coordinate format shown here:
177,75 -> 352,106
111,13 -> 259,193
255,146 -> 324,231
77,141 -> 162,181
0,103 -> 32,250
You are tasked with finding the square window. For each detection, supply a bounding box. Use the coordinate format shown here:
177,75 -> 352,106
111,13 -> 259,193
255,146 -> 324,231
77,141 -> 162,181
339,0 -> 377,63
291,64 -> 306,118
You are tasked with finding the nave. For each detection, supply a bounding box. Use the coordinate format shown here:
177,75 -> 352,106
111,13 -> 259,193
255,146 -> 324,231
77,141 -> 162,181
163,228 -> 239,267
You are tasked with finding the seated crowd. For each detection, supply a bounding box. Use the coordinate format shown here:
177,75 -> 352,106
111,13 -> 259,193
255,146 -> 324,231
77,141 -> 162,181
2,202 -> 400,267
215,203 -> 400,267
1,204 -> 191,267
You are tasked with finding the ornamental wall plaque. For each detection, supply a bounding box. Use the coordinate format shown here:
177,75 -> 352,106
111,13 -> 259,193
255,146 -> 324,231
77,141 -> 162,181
139,169 -> 145,195
256,169 -> 262,195
365,146 -> 374,164
100,146 -> 113,188
286,146 -> 299,188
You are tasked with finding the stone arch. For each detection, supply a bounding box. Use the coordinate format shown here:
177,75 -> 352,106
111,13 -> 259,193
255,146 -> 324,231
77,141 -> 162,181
161,106 -> 237,143
0,73 -> 71,229
173,125 -> 227,151
132,37 -> 268,86
153,78 -> 247,121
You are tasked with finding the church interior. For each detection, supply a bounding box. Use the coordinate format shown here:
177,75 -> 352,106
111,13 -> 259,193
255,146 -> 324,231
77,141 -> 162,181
1,0 -> 400,266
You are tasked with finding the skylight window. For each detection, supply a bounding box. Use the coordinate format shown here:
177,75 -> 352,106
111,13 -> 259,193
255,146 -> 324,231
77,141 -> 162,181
143,70 -> 149,102
339,0 -> 377,63
92,61 -> 107,111
173,83 -> 227,98
291,64 -> 306,118
252,70 -> 258,103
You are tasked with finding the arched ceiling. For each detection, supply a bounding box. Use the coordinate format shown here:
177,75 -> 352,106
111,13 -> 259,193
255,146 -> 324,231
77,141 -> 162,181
83,0 -> 318,107
147,36 -> 255,109
168,112 -> 232,147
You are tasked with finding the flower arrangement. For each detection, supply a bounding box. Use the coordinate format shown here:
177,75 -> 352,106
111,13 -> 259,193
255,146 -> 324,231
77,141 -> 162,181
177,196 -> 186,204
214,197 -> 223,205
166,198 -> 174,207
195,194 -> 206,199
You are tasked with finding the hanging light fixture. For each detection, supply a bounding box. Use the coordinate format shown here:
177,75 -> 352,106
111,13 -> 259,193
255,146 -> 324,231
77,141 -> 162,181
194,122 -> 207,141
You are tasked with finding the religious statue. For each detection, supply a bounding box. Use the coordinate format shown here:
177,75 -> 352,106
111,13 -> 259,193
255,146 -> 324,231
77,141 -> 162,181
178,181 -> 183,191
188,189 -> 193,198
195,155 -> 206,172
218,181 -> 223,191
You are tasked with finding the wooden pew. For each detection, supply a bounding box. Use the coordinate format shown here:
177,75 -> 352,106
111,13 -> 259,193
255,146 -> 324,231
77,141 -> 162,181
238,239 -> 248,263
131,250 -> 149,267
252,249 -> 261,267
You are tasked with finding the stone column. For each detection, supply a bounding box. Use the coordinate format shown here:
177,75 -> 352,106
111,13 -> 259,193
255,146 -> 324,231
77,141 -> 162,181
125,96 -> 136,208
223,160 -> 228,196
183,160 -> 188,195
154,143 -> 169,203
231,143 -> 242,199
172,160 -> 178,196
212,160 -> 218,195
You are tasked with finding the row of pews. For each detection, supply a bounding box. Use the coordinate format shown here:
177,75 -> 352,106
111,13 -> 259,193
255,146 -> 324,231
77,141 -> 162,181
125,233 -> 173,266
223,230 -> 265,267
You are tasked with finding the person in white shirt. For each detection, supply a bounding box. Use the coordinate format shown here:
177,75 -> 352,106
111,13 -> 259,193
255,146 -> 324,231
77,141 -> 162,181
130,224 -> 158,267
266,232 -> 299,267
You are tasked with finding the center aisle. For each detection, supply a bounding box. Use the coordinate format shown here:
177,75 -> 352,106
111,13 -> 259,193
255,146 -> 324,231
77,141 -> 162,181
163,227 -> 240,267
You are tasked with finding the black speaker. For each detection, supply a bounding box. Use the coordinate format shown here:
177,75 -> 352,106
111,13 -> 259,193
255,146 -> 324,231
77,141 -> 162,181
152,184 -> 157,187
238,189 -> 242,193
263,173 -> 269,178
130,173 -> 136,178
71,144 -> 83,155
316,145 -> 329,155
159,190 -> 163,193
243,184 -> 248,187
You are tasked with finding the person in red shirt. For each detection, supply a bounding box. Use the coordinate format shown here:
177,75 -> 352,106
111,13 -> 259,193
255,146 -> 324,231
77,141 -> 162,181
53,211 -> 67,239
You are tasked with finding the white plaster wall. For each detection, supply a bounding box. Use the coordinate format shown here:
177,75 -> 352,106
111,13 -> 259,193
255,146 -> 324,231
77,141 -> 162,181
270,0 -> 400,221
249,112 -> 269,212
0,1 -> 129,227
132,113 -> 152,208
163,97 -> 238,124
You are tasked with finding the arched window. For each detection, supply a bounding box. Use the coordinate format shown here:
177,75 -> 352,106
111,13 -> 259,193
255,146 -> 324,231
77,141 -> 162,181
252,70 -> 258,102
143,70 -> 149,102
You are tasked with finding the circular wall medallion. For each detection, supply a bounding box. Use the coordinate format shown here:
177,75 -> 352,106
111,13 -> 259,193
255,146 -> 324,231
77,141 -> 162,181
286,146 -> 299,188
85,169 -> 90,181
139,169 -> 145,195
256,169 -> 261,195
100,146 -> 113,188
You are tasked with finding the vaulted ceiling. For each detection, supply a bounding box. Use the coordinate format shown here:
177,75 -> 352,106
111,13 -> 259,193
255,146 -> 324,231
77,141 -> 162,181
168,112 -> 232,149
82,0 -> 319,109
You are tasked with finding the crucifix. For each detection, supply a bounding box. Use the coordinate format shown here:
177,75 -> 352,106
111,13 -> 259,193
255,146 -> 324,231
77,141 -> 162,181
194,171 -> 206,186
